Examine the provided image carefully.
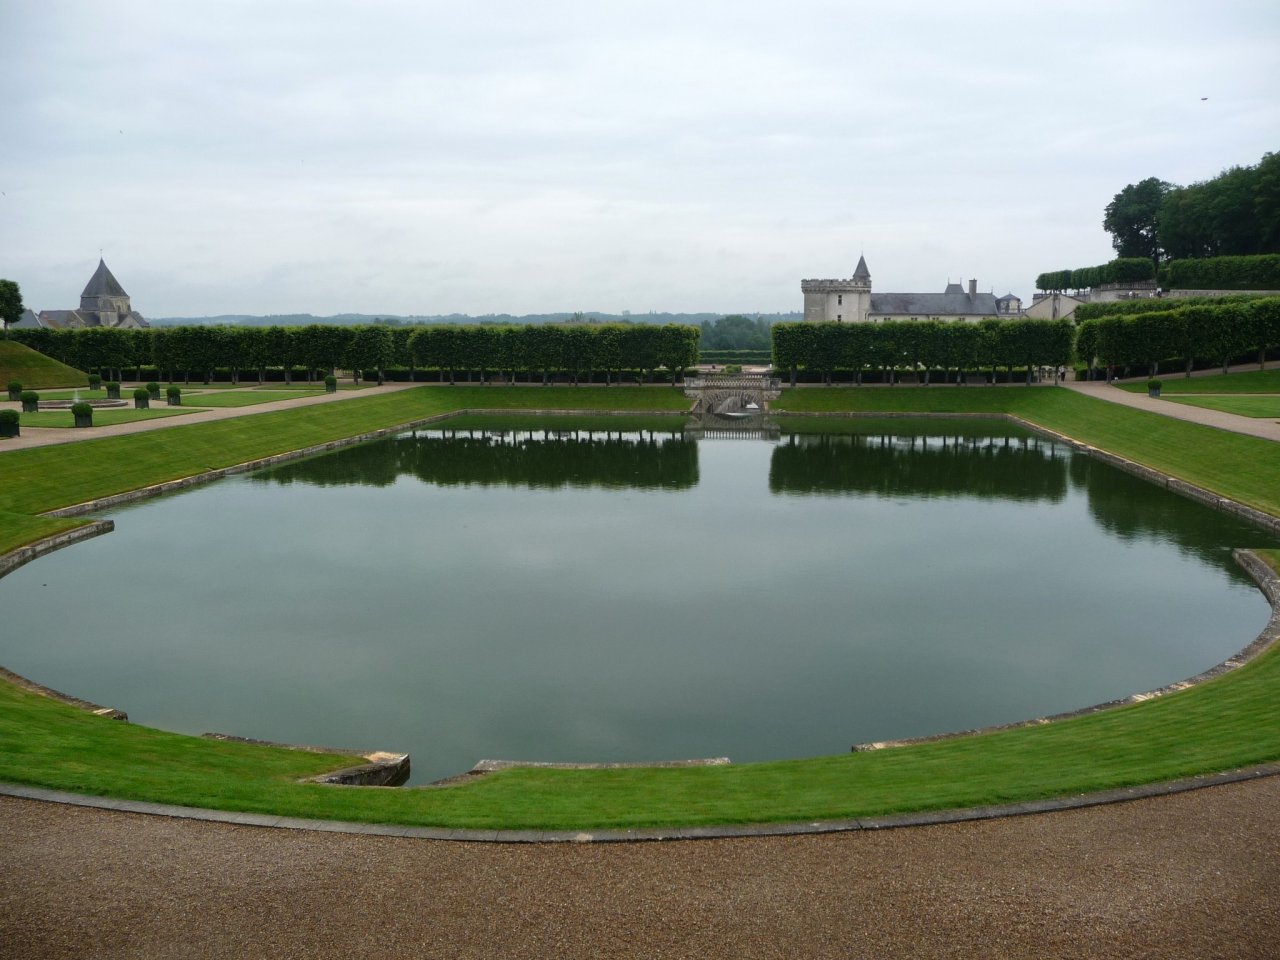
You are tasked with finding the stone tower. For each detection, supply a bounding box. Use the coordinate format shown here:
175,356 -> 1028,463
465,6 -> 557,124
801,255 -> 872,322
79,258 -> 132,321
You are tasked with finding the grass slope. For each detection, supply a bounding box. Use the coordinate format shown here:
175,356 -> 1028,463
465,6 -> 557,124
18,408 -> 192,428
1118,368 -> 1280,394
1,385 -> 1279,830
1168,396 -> 1280,418
0,341 -> 87,390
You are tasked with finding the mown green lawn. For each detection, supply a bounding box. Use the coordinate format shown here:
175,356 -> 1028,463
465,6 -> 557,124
1,384 -> 1278,830
1118,368 -> 1280,394
17,408 -> 193,429
1167,395 -> 1280,419
182,390 -> 315,408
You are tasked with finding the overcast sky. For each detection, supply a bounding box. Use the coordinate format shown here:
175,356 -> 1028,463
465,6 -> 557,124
2,1 -> 1277,318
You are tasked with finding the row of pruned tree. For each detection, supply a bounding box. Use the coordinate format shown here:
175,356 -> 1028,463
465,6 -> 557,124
771,318 -> 1075,385
1076,297 -> 1280,377
1035,258 -> 1155,292
7,323 -> 700,385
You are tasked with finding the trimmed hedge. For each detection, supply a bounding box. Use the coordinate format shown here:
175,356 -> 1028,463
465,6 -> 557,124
1073,293 -> 1266,322
1036,258 -> 1155,291
771,318 -> 1074,385
1077,297 -> 1280,374
1161,254 -> 1280,291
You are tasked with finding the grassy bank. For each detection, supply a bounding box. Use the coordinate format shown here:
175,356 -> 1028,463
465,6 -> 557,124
0,341 -> 86,389
1168,396 -> 1280,418
1117,368 -> 1280,394
1,384 -> 1279,830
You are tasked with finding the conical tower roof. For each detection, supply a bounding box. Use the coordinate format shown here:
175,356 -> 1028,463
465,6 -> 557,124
852,255 -> 870,282
81,258 -> 128,299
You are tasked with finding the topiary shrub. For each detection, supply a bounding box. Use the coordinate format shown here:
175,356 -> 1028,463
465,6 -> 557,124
6,380 -> 21,401
146,381 -> 161,398
1147,378 -> 1162,398
71,401 -> 93,427
20,390 -> 39,413
133,387 -> 150,409
87,374 -> 101,390
166,386 -> 182,406
0,408 -> 18,438
324,374 -> 338,393
106,381 -> 121,399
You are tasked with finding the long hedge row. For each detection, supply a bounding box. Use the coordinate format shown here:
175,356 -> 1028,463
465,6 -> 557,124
1077,297 -> 1280,375
1036,258 -> 1154,292
1160,254 -> 1280,291
771,318 -> 1074,385
1072,293 -> 1268,322
8,323 -> 701,386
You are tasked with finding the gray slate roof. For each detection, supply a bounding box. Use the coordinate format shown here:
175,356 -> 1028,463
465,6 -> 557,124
81,258 -> 128,299
870,291 -> 1000,317
852,255 -> 871,281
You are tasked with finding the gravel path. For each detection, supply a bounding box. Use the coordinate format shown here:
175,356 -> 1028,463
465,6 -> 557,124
1063,380 -> 1280,443
3,777 -> 1278,959
0,381 -> 425,451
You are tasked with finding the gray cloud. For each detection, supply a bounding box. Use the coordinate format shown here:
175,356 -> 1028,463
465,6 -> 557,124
2,0 -> 1277,316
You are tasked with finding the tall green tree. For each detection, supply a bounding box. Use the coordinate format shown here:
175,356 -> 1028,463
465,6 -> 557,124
1103,177 -> 1170,263
0,279 -> 22,335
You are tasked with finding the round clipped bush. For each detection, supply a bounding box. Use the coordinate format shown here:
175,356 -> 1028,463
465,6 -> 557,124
106,380 -> 121,399
87,374 -> 101,390
133,387 -> 151,409
324,374 -> 338,393
20,390 -> 39,413
7,380 -> 21,401
166,386 -> 182,406
0,408 -> 18,438
146,381 -> 161,398
71,401 -> 93,427
1147,378 -> 1162,398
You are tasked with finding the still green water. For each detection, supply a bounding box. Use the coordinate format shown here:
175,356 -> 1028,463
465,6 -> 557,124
2,417 -> 1275,784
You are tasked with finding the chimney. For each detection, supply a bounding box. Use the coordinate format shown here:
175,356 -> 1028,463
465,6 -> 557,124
968,279 -> 977,298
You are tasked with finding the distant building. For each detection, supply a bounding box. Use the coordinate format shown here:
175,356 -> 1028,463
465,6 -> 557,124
801,256 -> 1003,323
1025,291 -> 1086,321
11,259 -> 149,331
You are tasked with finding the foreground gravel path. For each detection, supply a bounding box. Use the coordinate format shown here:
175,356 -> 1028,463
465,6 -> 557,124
3,778 -> 1278,959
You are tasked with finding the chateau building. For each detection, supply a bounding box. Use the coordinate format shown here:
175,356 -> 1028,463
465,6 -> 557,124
13,258 -> 149,330
802,256 -> 1006,323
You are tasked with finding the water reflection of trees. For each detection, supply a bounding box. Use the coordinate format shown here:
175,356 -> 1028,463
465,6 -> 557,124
1071,456 -> 1280,574
254,429 -> 699,491
768,433 -> 1070,501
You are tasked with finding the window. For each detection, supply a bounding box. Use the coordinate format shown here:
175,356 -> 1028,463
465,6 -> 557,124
837,314 -> 843,321
837,294 -> 843,306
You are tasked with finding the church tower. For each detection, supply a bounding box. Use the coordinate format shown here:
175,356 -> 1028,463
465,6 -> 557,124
801,255 -> 872,322
79,258 -> 132,323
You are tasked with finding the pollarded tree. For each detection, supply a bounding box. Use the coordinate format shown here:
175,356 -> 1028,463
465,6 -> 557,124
657,324 -> 698,386
1244,297 -> 1280,369
346,324 -> 394,384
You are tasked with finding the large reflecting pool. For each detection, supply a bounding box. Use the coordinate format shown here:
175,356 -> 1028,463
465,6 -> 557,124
2,416 -> 1276,783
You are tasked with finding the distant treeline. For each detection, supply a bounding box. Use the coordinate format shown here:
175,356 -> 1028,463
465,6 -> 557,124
7,323 -> 700,386
151,310 -> 802,329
